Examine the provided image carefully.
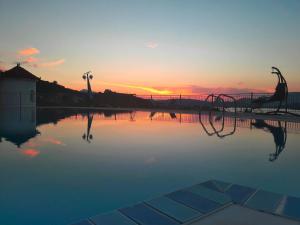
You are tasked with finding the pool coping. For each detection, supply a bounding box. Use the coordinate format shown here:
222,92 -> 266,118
69,180 -> 300,225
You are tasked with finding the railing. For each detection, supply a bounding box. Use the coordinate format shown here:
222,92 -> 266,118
1,91 -> 299,112
137,92 -> 300,112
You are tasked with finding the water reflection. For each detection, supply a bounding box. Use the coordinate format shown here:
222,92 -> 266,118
0,107 -> 40,147
251,120 -> 287,161
0,108 -> 298,163
82,112 -> 94,143
149,111 -> 177,120
199,111 -> 237,138
0,108 -> 299,225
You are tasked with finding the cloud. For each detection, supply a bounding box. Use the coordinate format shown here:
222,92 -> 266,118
186,85 -> 269,94
103,82 -> 172,95
0,62 -> 5,71
18,47 -> 40,56
146,42 -> 158,49
25,57 -> 39,63
36,59 -> 65,68
102,82 -> 270,95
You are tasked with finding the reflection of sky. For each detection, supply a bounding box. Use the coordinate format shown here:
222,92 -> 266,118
0,111 -> 299,225
1,0 -> 300,93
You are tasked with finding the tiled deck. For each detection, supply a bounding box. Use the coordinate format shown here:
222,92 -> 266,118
70,180 -> 300,225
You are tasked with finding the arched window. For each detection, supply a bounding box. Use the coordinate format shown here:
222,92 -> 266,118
30,90 -> 35,103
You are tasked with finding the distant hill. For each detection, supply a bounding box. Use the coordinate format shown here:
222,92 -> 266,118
36,78 -> 300,110
36,80 -> 152,108
151,92 -> 300,110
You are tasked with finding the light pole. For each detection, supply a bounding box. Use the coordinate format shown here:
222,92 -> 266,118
82,71 -> 93,99
82,112 -> 93,143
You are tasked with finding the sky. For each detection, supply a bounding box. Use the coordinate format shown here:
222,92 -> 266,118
0,0 -> 299,95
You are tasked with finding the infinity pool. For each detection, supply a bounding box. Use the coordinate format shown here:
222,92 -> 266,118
0,108 -> 299,225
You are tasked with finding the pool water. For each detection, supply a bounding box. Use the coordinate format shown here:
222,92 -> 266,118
0,108 -> 299,225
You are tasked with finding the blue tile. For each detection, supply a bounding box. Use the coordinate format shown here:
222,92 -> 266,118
91,211 -> 138,225
119,203 -> 180,225
200,180 -> 231,193
146,196 -> 202,223
186,185 -> 232,205
69,220 -> 93,225
281,196 -> 300,221
200,180 -> 221,192
166,190 -> 222,214
212,180 -> 232,192
245,190 -> 283,213
225,184 -> 256,204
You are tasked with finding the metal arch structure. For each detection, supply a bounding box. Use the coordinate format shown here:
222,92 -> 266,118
270,67 -> 288,113
204,93 -> 237,113
214,94 -> 237,114
199,111 -> 224,136
251,67 -> 289,114
199,93 -> 237,138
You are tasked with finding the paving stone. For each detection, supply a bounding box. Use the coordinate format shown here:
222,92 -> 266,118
147,196 -> 201,223
166,190 -> 222,214
91,210 -> 137,225
245,189 -> 283,213
119,203 -> 180,225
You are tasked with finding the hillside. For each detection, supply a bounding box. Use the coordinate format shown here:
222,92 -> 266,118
36,80 -> 152,108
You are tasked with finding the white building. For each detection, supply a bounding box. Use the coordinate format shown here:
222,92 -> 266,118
0,64 -> 39,107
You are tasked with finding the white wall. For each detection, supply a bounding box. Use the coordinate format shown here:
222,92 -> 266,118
0,79 -> 36,107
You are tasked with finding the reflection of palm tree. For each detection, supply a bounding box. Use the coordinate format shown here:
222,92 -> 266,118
82,112 -> 93,143
251,120 -> 287,161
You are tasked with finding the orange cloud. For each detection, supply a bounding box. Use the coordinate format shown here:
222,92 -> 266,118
104,82 -> 172,95
18,47 -> 40,56
38,59 -> 65,67
0,61 -> 6,71
25,57 -> 39,63
22,149 -> 40,157
100,82 -> 269,95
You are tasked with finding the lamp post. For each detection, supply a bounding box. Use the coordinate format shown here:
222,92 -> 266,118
82,71 -> 93,99
82,112 -> 93,143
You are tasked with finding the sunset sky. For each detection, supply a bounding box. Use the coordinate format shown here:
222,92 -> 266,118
0,0 -> 299,94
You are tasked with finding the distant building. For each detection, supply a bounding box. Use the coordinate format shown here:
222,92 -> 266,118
0,64 -> 39,107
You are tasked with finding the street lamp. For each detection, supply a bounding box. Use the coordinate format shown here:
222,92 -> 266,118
82,71 -> 93,99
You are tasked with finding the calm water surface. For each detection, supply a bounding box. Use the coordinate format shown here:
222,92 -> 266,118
0,108 -> 299,225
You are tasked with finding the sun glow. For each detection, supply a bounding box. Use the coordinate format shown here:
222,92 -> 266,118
103,82 -> 173,95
